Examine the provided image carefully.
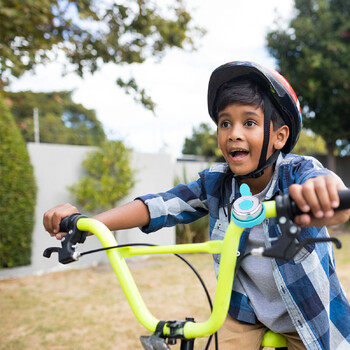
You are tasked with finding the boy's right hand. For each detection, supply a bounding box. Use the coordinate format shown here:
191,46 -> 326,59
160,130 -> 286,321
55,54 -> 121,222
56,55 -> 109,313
43,203 -> 79,240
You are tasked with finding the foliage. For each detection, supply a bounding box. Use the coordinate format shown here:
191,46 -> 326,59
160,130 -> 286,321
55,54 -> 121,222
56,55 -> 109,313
176,216 -> 209,244
174,166 -> 209,243
293,129 -> 327,155
266,0 -> 350,164
0,0 -> 204,111
6,90 -> 106,145
69,140 -> 134,212
182,123 -> 224,162
0,93 -> 37,268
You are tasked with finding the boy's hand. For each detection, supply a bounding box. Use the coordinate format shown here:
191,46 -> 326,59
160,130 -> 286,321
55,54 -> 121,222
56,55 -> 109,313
43,203 -> 79,240
289,174 -> 350,227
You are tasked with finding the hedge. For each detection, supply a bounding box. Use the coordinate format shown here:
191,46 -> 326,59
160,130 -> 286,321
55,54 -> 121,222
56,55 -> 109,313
0,94 -> 37,268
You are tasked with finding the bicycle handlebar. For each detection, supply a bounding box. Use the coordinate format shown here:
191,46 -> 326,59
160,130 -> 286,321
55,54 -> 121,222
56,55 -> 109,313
43,188 -> 350,342
275,189 -> 350,219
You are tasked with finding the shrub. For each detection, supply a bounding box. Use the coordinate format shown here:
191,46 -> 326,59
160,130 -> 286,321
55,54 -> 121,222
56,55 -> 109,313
176,216 -> 209,244
174,166 -> 209,243
69,140 -> 135,212
0,94 -> 37,268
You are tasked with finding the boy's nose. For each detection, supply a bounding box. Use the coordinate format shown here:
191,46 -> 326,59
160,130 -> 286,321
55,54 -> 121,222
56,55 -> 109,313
229,124 -> 244,141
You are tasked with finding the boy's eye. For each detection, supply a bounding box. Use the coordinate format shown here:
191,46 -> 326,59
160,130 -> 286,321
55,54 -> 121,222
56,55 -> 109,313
220,121 -> 231,128
245,120 -> 256,127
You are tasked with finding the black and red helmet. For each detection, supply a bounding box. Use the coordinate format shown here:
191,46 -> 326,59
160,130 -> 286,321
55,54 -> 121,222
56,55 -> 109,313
208,61 -> 302,154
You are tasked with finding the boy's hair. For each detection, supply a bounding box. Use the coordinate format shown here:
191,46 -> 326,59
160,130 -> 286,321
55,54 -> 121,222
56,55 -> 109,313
216,80 -> 285,131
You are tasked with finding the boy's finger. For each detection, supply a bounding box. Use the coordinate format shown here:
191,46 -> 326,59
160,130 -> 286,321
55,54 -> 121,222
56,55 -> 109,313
325,175 -> 341,208
300,180 -> 324,218
43,211 -> 54,233
313,179 -> 333,216
294,213 -> 311,226
52,212 -> 63,234
55,232 -> 67,240
288,184 -> 310,212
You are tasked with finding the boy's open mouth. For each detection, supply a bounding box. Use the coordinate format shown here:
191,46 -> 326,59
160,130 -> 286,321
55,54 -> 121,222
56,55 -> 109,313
230,149 -> 249,161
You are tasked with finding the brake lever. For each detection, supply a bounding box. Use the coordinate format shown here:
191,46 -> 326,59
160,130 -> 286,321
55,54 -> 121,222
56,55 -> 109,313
140,335 -> 170,350
43,213 -> 88,264
259,216 -> 341,261
261,216 -> 303,260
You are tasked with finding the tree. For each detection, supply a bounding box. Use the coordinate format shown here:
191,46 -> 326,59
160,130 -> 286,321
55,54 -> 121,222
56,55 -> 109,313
293,129 -> 327,155
6,91 -> 106,145
182,123 -> 224,162
0,93 -> 37,268
69,140 -> 135,212
0,0 -> 204,111
266,0 -> 350,171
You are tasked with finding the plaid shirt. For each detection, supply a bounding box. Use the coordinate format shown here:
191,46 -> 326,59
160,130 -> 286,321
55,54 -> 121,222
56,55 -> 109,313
138,153 -> 350,350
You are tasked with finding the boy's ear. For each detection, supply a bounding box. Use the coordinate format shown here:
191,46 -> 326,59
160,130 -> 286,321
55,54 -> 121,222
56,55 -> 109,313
273,125 -> 290,150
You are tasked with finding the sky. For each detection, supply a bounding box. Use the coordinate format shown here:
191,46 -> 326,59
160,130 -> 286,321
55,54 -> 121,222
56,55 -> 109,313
8,0 -> 294,158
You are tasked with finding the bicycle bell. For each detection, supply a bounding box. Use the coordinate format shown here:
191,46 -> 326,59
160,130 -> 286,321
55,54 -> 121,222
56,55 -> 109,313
231,184 -> 266,228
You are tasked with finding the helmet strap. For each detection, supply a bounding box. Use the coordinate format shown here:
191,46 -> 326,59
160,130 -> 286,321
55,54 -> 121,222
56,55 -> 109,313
258,95 -> 271,170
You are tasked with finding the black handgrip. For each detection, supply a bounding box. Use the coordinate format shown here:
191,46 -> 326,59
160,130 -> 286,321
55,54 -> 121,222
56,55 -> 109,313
275,194 -> 302,220
276,189 -> 350,220
337,190 -> 350,211
59,213 -> 88,244
59,216 -> 71,233
43,213 -> 88,264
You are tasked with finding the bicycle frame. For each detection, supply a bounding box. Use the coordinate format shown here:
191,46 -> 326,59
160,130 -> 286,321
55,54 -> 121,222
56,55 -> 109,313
45,186 -> 350,348
73,199 -> 284,345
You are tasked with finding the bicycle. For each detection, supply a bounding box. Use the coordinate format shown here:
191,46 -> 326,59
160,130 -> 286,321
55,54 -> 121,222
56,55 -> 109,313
43,184 -> 350,350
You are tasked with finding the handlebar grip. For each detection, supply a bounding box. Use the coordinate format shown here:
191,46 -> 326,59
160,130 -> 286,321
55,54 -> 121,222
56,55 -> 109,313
59,213 -> 88,244
337,189 -> 350,211
43,213 -> 88,264
276,188 -> 350,220
59,216 -> 71,233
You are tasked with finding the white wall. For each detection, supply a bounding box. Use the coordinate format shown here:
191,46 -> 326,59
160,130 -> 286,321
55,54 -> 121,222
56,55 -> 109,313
0,143 -> 213,279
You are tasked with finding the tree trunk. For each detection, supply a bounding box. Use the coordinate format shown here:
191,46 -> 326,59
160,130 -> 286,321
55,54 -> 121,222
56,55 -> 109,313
326,142 -> 337,172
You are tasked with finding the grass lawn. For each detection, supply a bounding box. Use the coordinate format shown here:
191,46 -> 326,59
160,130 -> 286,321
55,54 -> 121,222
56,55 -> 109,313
1,232 -> 350,350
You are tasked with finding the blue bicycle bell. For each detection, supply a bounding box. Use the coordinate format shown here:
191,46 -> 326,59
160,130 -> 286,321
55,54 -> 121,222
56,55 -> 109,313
231,184 -> 266,228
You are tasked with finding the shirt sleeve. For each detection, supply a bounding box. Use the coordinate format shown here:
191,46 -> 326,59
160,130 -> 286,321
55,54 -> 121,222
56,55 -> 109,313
136,178 -> 209,234
297,156 -> 332,184
280,155 -> 333,191
294,156 -> 347,189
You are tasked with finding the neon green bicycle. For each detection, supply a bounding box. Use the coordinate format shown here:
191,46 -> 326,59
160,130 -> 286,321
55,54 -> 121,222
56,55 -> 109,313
44,185 -> 350,350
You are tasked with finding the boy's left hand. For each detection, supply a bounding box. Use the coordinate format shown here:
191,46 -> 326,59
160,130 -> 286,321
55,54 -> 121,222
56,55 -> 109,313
289,174 -> 350,227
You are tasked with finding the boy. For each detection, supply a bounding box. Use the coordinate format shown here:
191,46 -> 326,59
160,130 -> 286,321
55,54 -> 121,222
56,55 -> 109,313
43,61 -> 350,349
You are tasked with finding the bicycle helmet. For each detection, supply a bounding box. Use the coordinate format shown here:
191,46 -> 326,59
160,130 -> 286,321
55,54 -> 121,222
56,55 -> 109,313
208,61 -> 302,179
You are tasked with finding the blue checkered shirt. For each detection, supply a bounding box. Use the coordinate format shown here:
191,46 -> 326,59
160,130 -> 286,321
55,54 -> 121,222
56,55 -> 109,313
138,153 -> 350,349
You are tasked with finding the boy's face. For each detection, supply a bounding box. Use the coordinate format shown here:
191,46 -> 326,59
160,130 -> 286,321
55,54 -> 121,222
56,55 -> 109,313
216,103 -> 288,177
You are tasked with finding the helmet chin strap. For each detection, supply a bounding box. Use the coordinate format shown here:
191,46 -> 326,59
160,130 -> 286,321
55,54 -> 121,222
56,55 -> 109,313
233,96 -> 279,181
